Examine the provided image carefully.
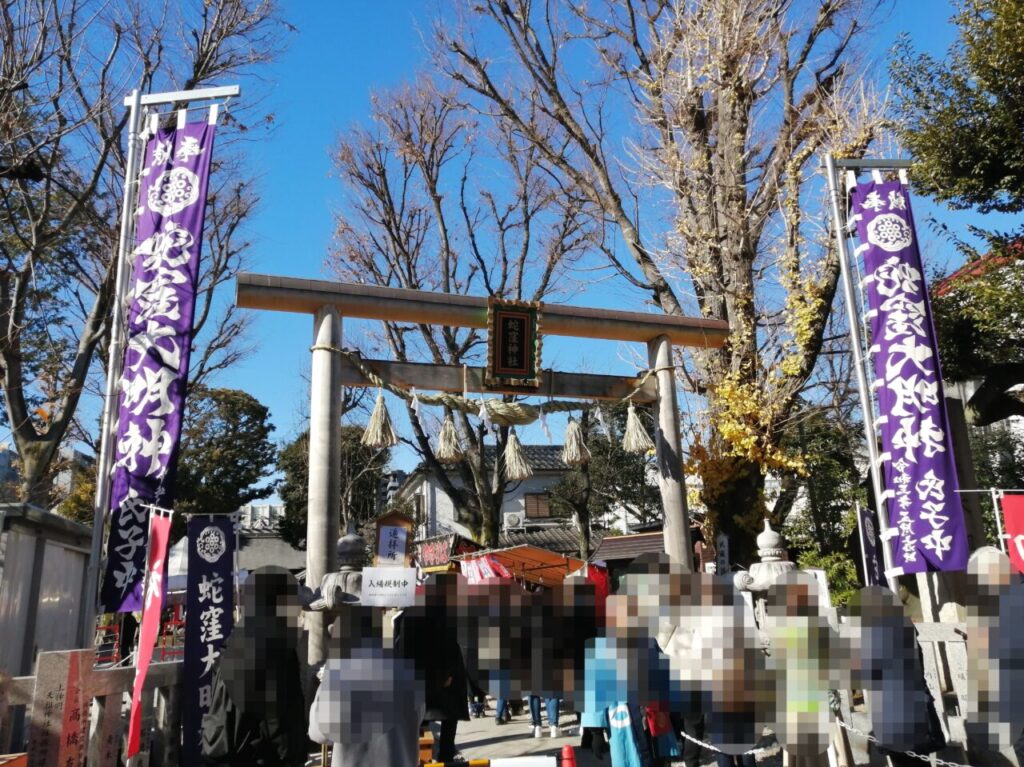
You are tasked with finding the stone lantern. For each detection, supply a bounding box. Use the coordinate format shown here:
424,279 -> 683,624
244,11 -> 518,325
308,528 -> 366,611
735,518 -> 795,631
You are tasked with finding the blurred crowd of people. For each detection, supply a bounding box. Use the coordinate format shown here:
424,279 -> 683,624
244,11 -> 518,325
196,546 -> 1024,767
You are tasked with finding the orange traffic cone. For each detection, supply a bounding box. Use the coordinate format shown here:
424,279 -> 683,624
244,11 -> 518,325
561,744 -> 577,767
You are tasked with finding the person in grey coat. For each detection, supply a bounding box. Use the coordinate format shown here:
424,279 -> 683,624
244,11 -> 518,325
307,598 -> 425,767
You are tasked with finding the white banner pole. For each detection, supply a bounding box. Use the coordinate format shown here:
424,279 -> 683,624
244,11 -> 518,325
823,153 -> 899,593
80,87 -> 146,648
854,502 -> 873,585
80,84 -> 240,648
991,488 -> 1008,554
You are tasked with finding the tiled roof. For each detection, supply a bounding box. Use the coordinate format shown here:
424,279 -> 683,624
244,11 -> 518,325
399,445 -> 570,497
237,532 -> 307,571
934,240 -> 1023,296
499,525 -> 605,557
483,445 -> 566,471
409,445 -> 568,476
591,532 -> 668,562
240,518 -> 281,534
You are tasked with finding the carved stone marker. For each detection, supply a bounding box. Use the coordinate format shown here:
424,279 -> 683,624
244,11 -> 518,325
27,650 -> 91,767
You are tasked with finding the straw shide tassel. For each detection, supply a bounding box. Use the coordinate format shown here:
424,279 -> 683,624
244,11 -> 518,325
361,390 -> 399,448
561,417 -> 591,466
435,413 -> 464,464
503,429 -> 533,480
623,403 -> 655,454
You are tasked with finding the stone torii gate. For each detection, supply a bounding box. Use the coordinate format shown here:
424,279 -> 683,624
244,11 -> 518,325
236,273 -> 729,662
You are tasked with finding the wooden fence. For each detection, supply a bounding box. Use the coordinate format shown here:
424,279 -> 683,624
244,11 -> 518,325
0,650 -> 181,767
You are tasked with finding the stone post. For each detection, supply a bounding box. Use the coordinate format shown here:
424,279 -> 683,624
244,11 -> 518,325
307,306 -> 342,665
647,335 -> 694,571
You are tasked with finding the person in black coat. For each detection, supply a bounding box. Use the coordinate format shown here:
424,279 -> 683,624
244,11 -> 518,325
846,585 -> 945,766
395,573 -> 470,762
201,566 -> 308,766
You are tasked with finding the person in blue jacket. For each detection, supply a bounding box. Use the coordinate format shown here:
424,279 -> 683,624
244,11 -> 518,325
582,567 -> 685,767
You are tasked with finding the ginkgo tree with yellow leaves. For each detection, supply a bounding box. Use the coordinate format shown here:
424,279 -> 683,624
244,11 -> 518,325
438,0 -> 882,563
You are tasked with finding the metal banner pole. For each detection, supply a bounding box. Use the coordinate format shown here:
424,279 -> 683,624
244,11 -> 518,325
80,84 -> 241,648
80,87 -> 146,648
854,502 -> 873,585
823,153 -> 899,592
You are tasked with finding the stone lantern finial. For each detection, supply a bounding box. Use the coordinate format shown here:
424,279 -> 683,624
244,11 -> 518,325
337,528 -> 367,571
756,518 -> 786,562
736,518 -> 794,594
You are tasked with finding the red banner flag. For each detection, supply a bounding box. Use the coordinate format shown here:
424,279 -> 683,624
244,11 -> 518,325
1000,493 -> 1024,575
126,508 -> 172,757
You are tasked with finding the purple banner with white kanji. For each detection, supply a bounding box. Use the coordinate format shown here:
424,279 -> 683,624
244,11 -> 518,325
857,503 -> 886,587
100,121 -> 217,612
850,180 -> 968,574
182,515 -> 236,765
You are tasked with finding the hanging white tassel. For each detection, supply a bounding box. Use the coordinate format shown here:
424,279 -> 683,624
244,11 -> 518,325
595,407 -> 613,443
622,403 -> 655,454
361,390 -> 399,448
539,406 -> 552,444
435,413 -> 464,464
561,417 -> 591,466
410,387 -> 423,430
478,397 -> 492,429
503,429 -> 533,480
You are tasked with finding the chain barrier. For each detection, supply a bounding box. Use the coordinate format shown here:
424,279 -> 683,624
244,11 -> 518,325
835,718 -> 973,767
671,718 -> 972,767
673,725 -> 759,757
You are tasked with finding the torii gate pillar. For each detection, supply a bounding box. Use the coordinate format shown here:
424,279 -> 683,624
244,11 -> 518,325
649,335 -> 694,571
307,305 -> 342,665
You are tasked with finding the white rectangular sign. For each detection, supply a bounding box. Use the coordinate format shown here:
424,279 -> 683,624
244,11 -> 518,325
360,566 -> 417,607
377,525 -> 408,565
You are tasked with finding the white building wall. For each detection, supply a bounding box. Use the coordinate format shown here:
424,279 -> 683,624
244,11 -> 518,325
408,471 -> 565,539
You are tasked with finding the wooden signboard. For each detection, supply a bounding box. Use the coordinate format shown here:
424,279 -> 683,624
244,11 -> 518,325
374,511 -> 414,568
485,298 -> 542,391
27,650 -> 91,767
416,535 -> 482,573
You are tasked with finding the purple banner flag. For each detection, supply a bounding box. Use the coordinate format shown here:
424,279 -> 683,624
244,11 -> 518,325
850,180 -> 968,574
182,515 -> 236,765
857,503 -> 885,587
100,121 -> 217,612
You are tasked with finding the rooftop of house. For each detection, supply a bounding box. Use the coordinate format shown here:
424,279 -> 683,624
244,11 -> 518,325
591,531 -> 668,562
934,239 -> 1023,297
499,524 -> 604,556
239,518 -> 282,535
452,444 -> 567,470
237,533 -> 306,571
400,444 -> 568,493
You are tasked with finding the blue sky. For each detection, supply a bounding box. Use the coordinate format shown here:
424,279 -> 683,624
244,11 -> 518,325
205,1 -> 999,482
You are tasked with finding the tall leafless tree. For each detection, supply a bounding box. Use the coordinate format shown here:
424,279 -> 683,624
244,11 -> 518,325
330,80 -> 597,545
437,0 -> 883,560
0,0 -> 287,505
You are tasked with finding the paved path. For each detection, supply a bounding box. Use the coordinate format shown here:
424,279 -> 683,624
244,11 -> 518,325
452,708 -> 723,766
454,708 -> 601,765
